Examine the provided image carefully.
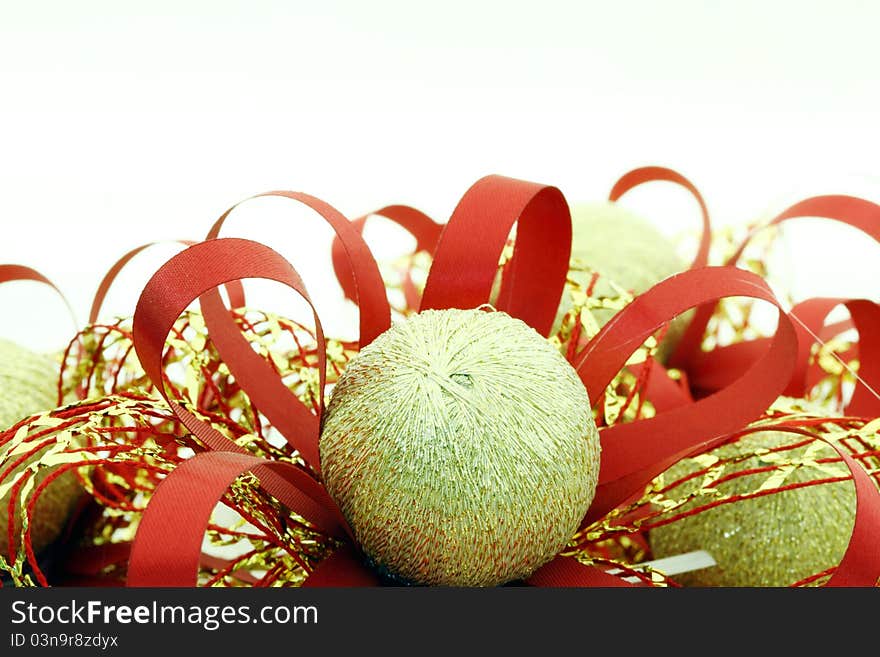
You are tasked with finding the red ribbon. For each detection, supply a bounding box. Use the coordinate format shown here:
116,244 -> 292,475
682,297 -> 880,416
331,205 -> 444,309
671,194 -> 880,383
127,451 -> 345,587
420,175 -> 571,337
576,266 -> 799,523
608,165 -> 712,270
121,175 -> 880,588
88,241 -> 246,324
0,264 -> 78,331
205,191 -> 392,348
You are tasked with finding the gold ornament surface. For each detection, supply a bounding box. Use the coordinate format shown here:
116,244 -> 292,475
320,308 -> 600,586
649,425 -> 855,587
557,201 -> 688,361
0,338 -> 82,555
0,338 -> 58,430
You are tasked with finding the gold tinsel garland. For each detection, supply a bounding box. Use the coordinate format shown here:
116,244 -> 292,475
0,338 -> 83,557
568,398 -> 879,587
2,307 -> 357,586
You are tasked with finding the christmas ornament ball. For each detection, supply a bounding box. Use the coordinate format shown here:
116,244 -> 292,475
649,429 -> 855,586
0,338 -> 82,555
558,201 -> 688,359
0,338 -> 58,429
320,308 -> 600,586
568,200 -> 685,300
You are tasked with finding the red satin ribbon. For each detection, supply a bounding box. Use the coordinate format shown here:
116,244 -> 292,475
420,175 -> 571,337
0,264 -> 78,331
127,451 -> 346,587
88,241 -> 246,324
576,266 -> 799,523
824,437 -> 880,587
682,298 -> 880,416
608,165 -> 712,270
331,205 -> 443,307
205,191 -> 391,348
671,195 -> 880,373
132,238 -> 329,468
123,178 -> 880,589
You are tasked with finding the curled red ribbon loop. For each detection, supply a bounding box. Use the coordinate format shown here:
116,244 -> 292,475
420,175 -> 571,337
526,555 -> 637,587
205,191 -> 391,349
787,298 -> 880,418
672,194 -> 880,372
88,240 -> 246,324
682,297 -> 880,416
331,205 -> 443,308
608,165 -> 712,270
575,266 -> 799,523
127,451 -> 346,587
133,238 -> 330,470
133,239 -> 346,550
824,438 -> 880,587
0,263 -> 78,331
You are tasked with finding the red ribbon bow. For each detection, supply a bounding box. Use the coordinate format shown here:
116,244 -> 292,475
28,171 -> 870,588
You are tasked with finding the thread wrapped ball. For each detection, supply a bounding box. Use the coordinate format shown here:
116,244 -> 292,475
0,338 -> 58,428
320,308 -> 600,586
568,201 -> 684,302
0,338 -> 82,555
649,429 -> 855,586
557,201 -> 688,359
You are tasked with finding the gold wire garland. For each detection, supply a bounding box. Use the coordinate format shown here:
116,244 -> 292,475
0,338 -> 84,556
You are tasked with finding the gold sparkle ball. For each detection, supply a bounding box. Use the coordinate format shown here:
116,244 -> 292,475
649,429 -> 855,586
320,308 -> 600,586
559,201 -> 687,359
568,201 -> 684,300
0,338 -> 58,429
0,338 -> 83,555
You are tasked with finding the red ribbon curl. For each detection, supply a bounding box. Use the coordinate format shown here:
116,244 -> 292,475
119,175 -> 880,588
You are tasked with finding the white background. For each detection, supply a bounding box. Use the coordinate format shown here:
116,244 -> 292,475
1,1 -> 879,351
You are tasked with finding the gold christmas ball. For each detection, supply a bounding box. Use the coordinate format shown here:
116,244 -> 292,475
568,201 -> 684,301
558,201 -> 688,359
320,308 -> 600,586
648,427 -> 855,587
0,338 -> 58,429
0,338 -> 82,555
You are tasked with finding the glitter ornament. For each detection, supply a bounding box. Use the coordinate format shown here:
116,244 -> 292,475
0,338 -> 58,428
569,201 -> 684,300
0,338 -> 82,555
648,427 -> 855,587
320,308 -> 600,586
558,201 -> 687,358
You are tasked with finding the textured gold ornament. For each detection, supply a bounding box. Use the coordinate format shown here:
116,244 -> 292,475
320,308 -> 601,586
0,339 -> 58,430
648,425 -> 855,587
569,201 -> 685,305
558,201 -> 688,359
0,339 -> 83,555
